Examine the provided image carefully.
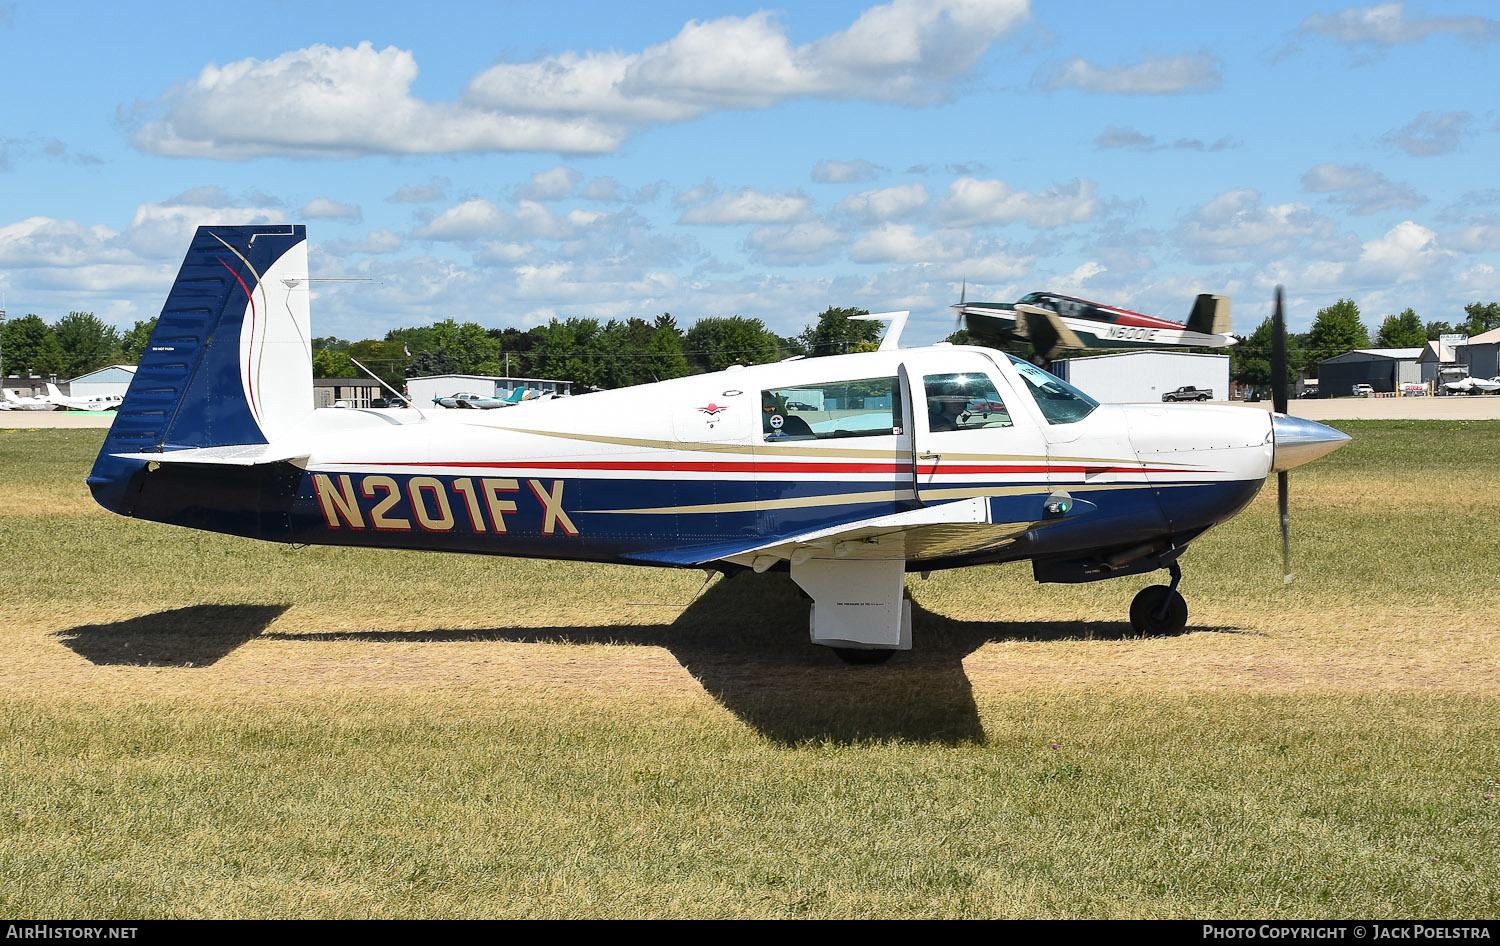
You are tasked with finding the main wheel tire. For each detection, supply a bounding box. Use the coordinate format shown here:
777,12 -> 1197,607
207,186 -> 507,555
832,647 -> 896,666
1129,585 -> 1188,636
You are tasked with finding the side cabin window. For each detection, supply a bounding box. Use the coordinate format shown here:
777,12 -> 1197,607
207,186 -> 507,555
1006,354 -> 1099,424
762,376 -> 903,442
922,372 -> 1013,433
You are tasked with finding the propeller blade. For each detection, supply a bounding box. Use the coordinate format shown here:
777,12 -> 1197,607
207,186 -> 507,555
1278,470 -> 1292,583
1272,287 -> 1291,581
1272,286 -> 1288,415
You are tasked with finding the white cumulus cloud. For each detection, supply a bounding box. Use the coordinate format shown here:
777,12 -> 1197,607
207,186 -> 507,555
412,199 -> 506,241
1039,52 -> 1221,94
849,223 -> 970,263
1298,3 -> 1500,47
518,166 -> 583,201
1302,163 -> 1425,215
812,159 -> 887,183
836,183 -> 929,224
937,177 -> 1098,228
132,42 -> 625,159
678,188 -> 813,225
299,197 -> 362,222
746,222 -> 847,265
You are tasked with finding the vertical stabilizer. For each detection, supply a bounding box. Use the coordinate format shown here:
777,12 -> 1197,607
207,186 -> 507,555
90,225 -> 310,513
106,225 -> 310,453
1186,294 -> 1231,336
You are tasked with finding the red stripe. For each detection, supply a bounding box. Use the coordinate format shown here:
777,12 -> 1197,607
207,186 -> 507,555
218,258 -> 258,419
319,459 -> 1217,476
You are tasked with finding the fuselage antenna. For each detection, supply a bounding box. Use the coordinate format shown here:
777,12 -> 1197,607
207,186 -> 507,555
348,356 -> 427,420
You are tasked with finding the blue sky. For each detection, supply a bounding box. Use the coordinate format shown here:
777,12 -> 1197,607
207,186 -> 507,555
1,0 -> 1497,343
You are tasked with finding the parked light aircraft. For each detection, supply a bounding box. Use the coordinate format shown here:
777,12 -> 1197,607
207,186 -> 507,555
434,389 -> 531,409
44,383 -> 123,411
956,291 -> 1237,367
4,388 -> 60,411
1443,377 -> 1500,394
88,227 -> 1349,663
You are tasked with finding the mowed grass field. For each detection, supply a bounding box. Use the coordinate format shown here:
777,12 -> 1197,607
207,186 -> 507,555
1,422 -> 1498,918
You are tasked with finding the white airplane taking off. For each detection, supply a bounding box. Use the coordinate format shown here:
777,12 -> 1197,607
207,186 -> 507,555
88,226 -> 1351,664
44,383 -> 123,411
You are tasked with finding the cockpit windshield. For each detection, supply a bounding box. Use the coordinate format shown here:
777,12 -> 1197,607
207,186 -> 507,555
1005,354 -> 1099,424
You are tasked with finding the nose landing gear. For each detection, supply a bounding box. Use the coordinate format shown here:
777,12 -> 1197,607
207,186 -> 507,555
1129,561 -> 1188,635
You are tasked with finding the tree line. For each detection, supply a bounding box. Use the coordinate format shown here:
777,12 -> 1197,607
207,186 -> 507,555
312,306 -> 881,390
1228,299 -> 1500,389
0,313 -> 156,379
4,299 -> 1496,392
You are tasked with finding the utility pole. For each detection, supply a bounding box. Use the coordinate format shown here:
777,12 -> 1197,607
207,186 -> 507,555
0,303 -> 7,382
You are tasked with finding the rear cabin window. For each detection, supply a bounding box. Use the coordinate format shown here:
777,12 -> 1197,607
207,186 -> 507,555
762,377 -> 903,441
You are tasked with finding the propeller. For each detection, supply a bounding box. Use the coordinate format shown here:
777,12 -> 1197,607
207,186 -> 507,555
951,279 -> 968,336
1271,286 -> 1292,582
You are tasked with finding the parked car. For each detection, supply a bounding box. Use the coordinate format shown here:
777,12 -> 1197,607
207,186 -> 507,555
1352,383 -> 1375,396
1162,385 -> 1213,402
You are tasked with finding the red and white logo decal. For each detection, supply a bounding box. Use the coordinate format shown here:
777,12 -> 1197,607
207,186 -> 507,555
698,403 -> 729,416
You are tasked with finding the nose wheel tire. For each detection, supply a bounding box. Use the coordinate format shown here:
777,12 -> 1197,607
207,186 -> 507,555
1129,585 -> 1188,636
832,647 -> 896,666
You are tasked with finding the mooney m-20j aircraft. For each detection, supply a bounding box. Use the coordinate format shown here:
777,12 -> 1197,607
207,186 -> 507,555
956,291 -> 1237,366
89,226 -> 1349,663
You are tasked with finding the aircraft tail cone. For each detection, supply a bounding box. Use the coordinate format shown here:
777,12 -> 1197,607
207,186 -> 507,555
1270,414 -> 1350,472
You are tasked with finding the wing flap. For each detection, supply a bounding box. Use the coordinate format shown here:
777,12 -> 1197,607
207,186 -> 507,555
624,497 -> 992,567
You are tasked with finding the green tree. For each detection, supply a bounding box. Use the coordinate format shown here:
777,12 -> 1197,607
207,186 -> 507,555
1425,320 -> 1455,340
683,316 -> 783,374
488,327 -> 537,378
119,319 -> 158,363
529,318 -> 605,389
1230,317 -> 1295,389
312,348 -> 355,378
347,340 -> 407,387
1,314 -> 65,376
1461,302 -> 1500,336
1374,308 -> 1427,349
644,314 -> 689,383
1305,299 -> 1369,360
797,306 -> 878,358
52,312 -> 121,377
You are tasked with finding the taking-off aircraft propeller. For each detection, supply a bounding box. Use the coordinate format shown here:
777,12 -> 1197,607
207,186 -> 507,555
89,227 -> 1348,664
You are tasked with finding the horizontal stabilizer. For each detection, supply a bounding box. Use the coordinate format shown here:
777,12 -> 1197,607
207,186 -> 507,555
1016,305 -> 1085,359
112,444 -> 309,467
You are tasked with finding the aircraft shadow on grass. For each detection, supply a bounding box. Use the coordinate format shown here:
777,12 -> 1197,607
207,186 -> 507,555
56,604 -> 290,668
55,576 -> 1242,745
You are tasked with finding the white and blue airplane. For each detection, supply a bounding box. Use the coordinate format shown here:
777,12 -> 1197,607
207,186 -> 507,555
89,226 -> 1349,663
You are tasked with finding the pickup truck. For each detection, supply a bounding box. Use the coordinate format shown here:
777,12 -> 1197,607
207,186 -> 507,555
1162,385 -> 1213,402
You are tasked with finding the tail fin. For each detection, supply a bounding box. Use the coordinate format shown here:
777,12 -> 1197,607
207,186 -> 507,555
90,225 -> 311,512
1186,294 -> 1231,336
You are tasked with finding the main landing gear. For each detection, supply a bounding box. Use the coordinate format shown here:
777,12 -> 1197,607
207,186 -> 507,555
832,647 -> 897,666
1128,561 -> 1188,636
